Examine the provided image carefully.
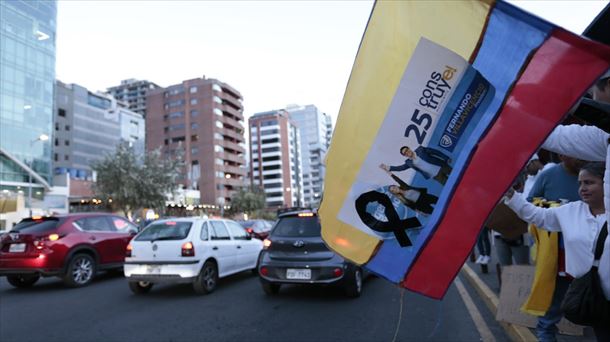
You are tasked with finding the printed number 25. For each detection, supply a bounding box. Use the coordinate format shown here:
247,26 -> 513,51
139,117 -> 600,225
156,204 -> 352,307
404,109 -> 432,144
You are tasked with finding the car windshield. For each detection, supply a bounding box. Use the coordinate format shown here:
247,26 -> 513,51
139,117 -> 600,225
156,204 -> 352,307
12,218 -> 62,234
271,216 -> 320,237
135,221 -> 192,241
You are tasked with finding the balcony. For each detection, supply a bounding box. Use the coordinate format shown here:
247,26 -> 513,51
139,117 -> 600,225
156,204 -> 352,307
221,114 -> 244,131
221,140 -> 246,154
218,92 -> 243,111
217,152 -> 246,165
219,104 -> 243,120
220,128 -> 245,142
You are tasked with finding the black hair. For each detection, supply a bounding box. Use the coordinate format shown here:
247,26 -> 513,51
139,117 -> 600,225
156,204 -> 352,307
580,162 -> 605,179
595,77 -> 610,92
399,146 -> 409,154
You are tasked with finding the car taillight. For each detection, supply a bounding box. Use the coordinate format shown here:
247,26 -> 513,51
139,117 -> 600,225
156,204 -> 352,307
126,244 -> 133,257
260,266 -> 269,276
246,228 -> 253,234
263,239 -> 272,249
33,233 -> 62,250
181,242 -> 195,257
333,268 -> 343,277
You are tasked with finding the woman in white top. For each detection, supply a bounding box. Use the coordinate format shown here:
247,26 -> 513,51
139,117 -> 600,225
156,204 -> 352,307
505,162 -> 609,340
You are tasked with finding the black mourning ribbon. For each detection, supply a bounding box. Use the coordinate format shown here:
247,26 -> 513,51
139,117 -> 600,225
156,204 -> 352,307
355,190 -> 422,247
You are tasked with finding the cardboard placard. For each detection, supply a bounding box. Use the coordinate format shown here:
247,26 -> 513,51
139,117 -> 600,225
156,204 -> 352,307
486,202 -> 528,240
496,265 -> 583,336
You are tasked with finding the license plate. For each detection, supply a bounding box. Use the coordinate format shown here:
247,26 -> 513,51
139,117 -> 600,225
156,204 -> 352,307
286,268 -> 311,280
146,265 -> 161,275
9,243 -> 26,253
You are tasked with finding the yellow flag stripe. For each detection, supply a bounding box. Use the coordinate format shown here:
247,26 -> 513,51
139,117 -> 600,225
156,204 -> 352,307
320,0 -> 493,264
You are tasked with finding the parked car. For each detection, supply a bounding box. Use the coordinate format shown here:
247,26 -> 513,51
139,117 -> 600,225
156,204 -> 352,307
237,219 -> 273,240
124,217 -> 263,295
258,209 -> 364,297
0,213 -> 138,288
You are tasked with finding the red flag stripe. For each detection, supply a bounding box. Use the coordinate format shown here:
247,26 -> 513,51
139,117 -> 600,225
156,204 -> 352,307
403,29 -> 610,299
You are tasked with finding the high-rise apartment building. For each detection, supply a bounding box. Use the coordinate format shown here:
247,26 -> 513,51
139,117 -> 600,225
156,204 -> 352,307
146,76 -> 246,206
285,104 -> 333,207
106,78 -> 160,117
0,0 -> 56,205
54,81 -> 145,180
249,109 -> 304,208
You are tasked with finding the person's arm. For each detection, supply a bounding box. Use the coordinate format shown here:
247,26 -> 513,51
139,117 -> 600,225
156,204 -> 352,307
390,174 -> 408,188
542,124 -> 608,161
388,161 -> 411,172
506,192 -> 562,232
424,147 -> 450,163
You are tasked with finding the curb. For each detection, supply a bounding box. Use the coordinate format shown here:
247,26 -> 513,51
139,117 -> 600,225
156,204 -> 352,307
461,263 -> 537,342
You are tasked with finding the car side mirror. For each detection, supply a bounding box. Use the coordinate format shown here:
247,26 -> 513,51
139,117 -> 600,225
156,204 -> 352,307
246,234 -> 252,240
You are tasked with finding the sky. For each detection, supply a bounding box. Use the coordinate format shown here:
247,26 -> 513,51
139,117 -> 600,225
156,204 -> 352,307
56,1 -> 608,125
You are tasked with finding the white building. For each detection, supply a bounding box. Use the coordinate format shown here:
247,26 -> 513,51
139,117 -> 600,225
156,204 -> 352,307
249,109 -> 304,208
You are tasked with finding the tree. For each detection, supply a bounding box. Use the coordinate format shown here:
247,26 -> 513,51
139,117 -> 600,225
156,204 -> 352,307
229,186 -> 266,217
92,143 -> 182,217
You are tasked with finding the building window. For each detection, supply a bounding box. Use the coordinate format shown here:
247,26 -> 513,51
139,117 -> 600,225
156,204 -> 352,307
191,135 -> 198,142
64,155 -> 69,161
171,136 -> 185,143
58,108 -> 66,117
168,111 -> 183,119
65,125 -> 70,131
260,119 -> 278,127
215,158 -> 223,165
212,84 -> 222,92
55,123 -> 59,131
190,98 -> 198,105
54,138 -> 58,146
164,139 -> 169,145
54,153 -> 58,161
190,110 -> 199,116
216,121 -> 223,129
65,140 -> 70,146
191,147 -> 198,156
261,147 -> 279,153
214,145 -> 224,153
191,123 -> 199,130
213,96 -> 222,104
189,86 -> 197,93
214,108 -> 223,116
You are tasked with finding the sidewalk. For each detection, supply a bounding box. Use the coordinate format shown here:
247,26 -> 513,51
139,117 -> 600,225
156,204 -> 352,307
461,251 -> 597,341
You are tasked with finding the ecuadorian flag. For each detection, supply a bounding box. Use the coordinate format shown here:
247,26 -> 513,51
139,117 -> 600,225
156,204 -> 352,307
320,0 -> 610,299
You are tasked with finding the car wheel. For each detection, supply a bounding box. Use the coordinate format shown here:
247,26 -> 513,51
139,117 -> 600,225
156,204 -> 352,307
128,281 -> 153,294
6,274 -> 40,288
261,279 -> 281,295
344,267 -> 363,298
193,260 -> 218,295
63,254 -> 96,287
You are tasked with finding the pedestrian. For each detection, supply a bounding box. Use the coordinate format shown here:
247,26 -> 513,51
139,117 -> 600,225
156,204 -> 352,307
475,227 -> 491,265
493,172 -> 530,267
505,162 -> 609,341
525,155 -> 583,342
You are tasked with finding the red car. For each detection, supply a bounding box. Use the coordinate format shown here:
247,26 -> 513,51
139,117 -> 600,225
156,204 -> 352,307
0,213 -> 138,288
237,220 -> 274,240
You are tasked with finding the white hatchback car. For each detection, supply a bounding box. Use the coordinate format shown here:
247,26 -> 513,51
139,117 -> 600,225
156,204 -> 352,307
124,217 -> 263,294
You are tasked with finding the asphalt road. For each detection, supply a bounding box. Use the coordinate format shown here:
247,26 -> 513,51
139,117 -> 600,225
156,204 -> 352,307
0,271 -> 509,342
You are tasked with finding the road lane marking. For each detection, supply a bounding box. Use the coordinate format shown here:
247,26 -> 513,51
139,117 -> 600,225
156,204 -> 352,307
454,276 -> 496,342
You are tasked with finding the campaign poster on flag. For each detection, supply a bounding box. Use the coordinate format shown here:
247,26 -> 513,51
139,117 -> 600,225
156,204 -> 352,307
336,37 -> 497,284
338,38 -> 493,254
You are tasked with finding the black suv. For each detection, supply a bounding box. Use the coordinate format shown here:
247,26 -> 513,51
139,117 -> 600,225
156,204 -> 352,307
257,209 -> 363,297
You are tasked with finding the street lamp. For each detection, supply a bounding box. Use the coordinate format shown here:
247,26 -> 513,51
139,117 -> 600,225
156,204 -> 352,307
28,134 -> 49,216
